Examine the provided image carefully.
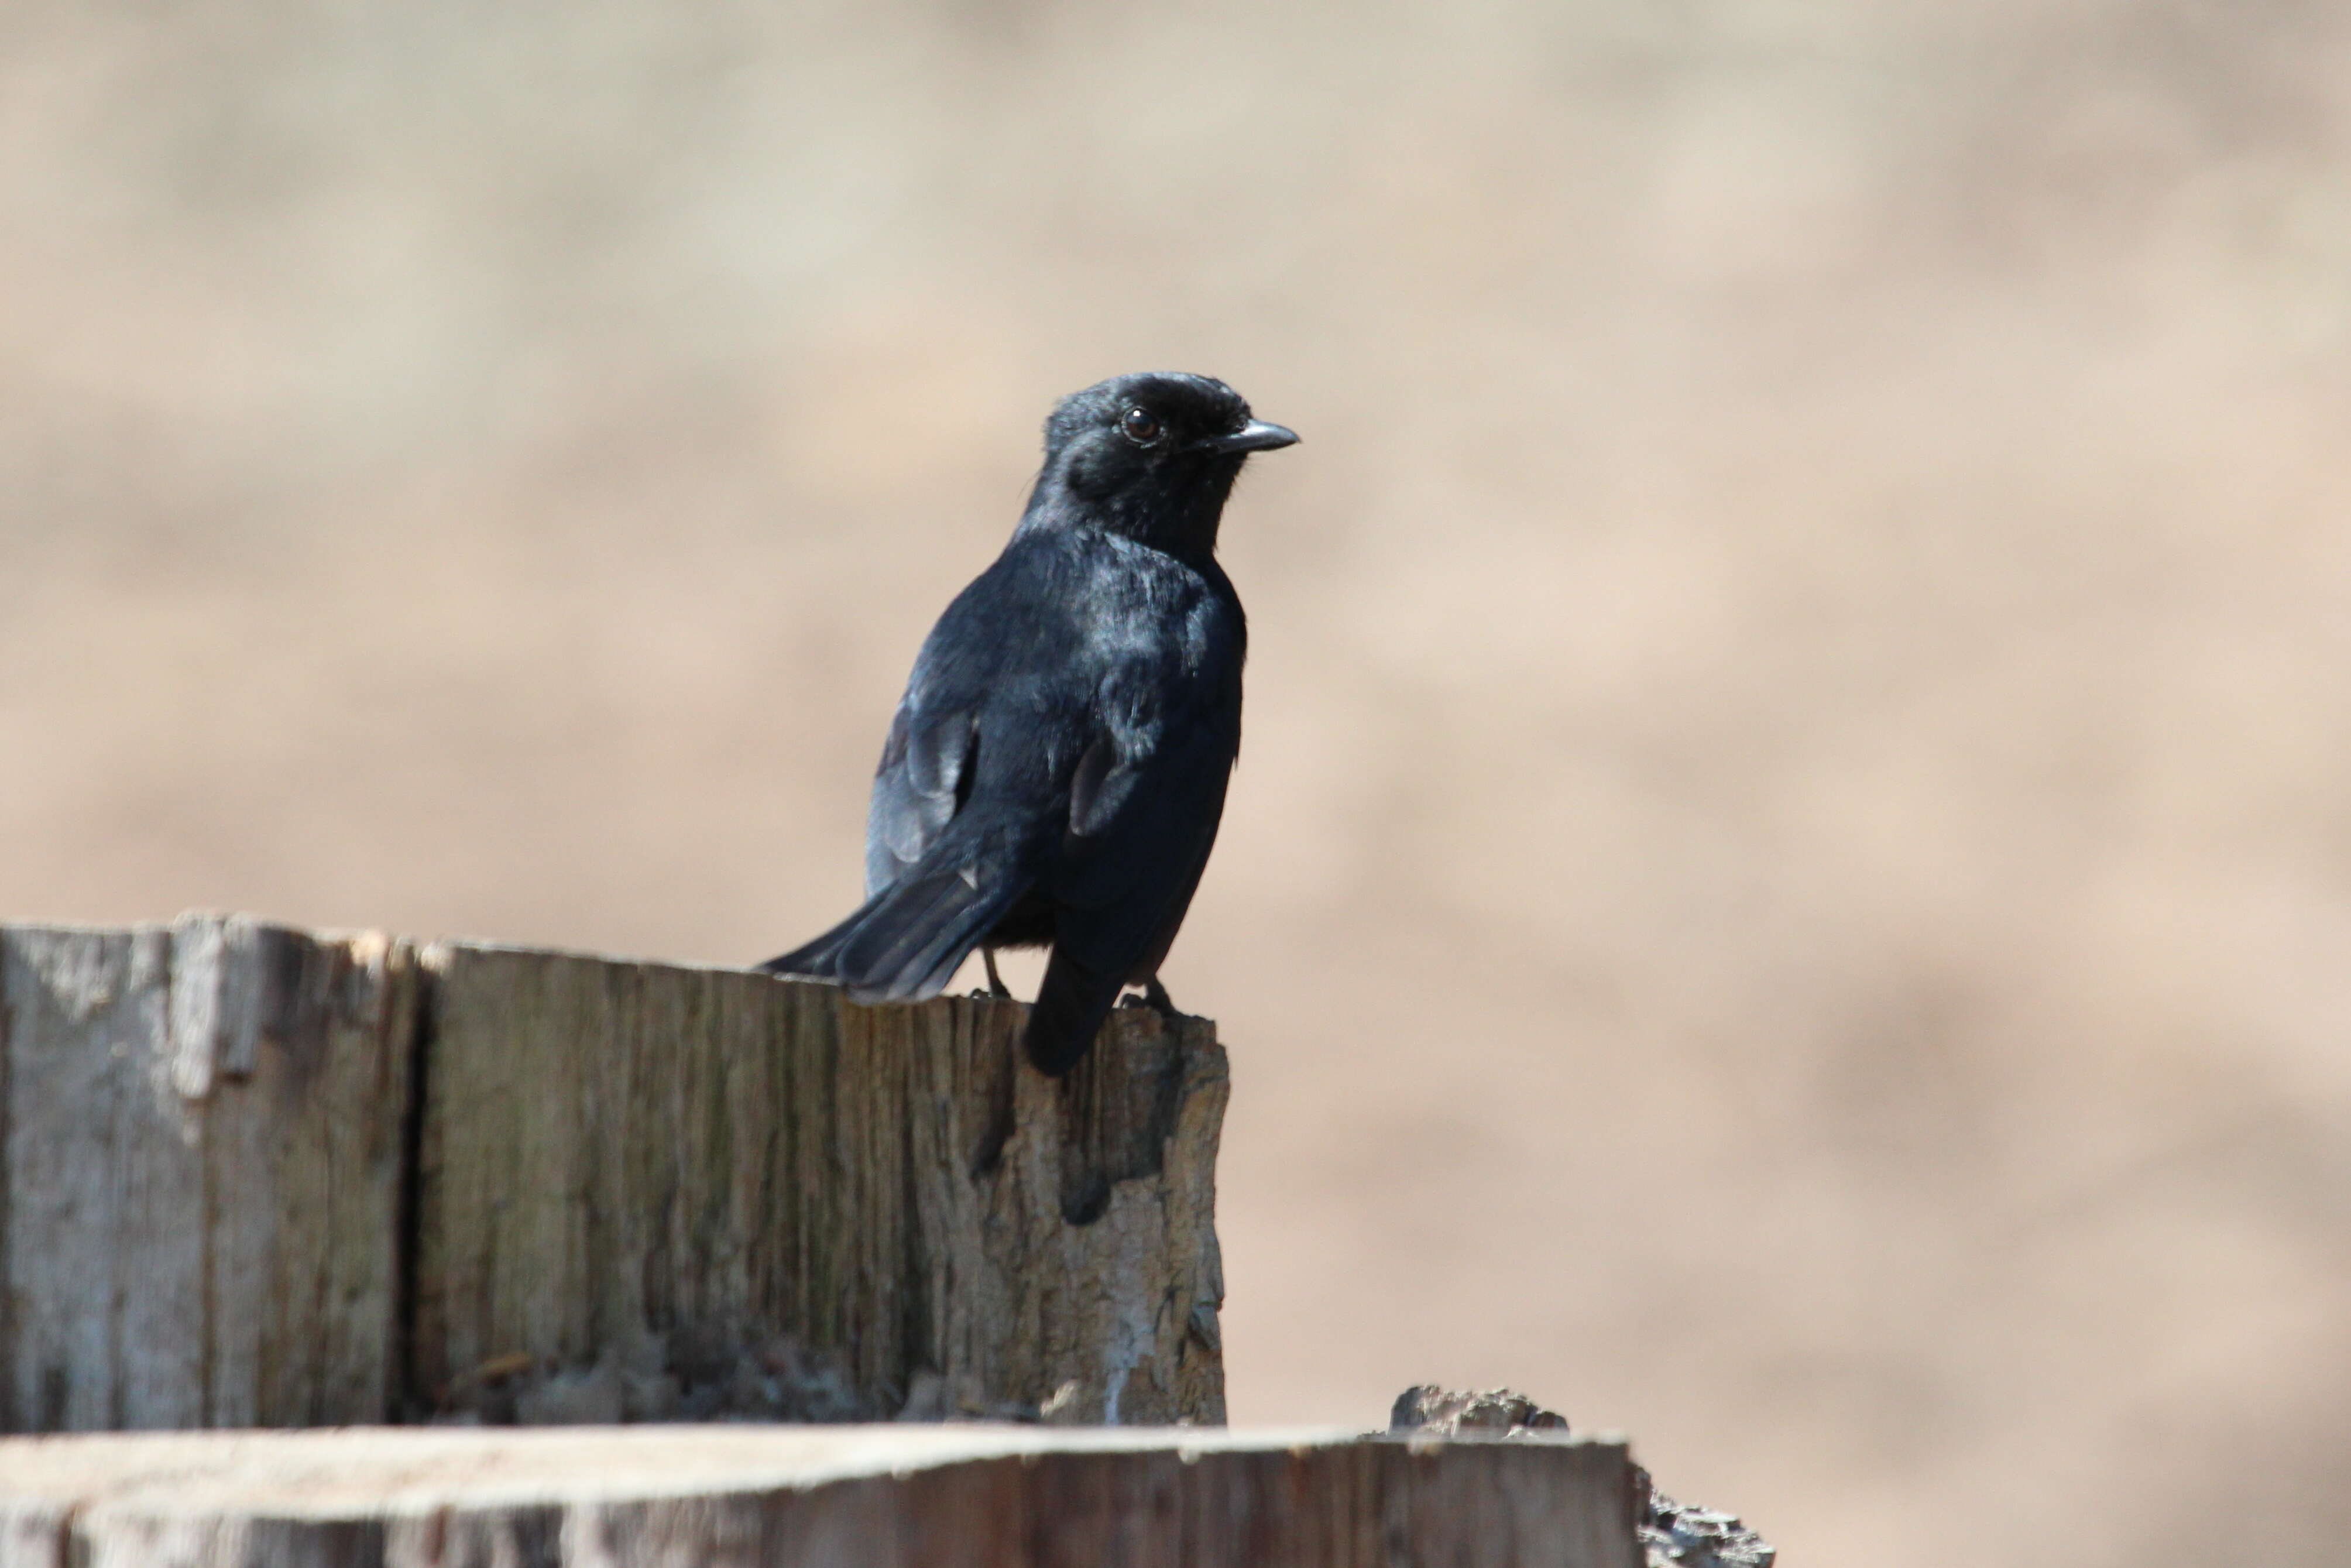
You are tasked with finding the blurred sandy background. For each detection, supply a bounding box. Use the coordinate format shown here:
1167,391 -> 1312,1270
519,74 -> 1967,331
6,1 -> 2351,1561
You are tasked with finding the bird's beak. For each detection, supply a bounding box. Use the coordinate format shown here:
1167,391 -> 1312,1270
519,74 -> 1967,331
1197,419 -> 1299,454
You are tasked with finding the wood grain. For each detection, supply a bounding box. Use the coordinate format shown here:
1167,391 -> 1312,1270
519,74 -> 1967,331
0,1425 -> 1641,1568
409,943 -> 1227,1426
0,916 -> 416,1431
0,919 -> 1224,1432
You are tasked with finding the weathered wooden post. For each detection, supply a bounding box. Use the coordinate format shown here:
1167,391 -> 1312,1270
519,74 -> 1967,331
410,937 -> 1226,1426
0,914 -> 1224,1432
0,913 -> 1697,1568
0,1426 -> 1645,1568
0,918 -> 418,1430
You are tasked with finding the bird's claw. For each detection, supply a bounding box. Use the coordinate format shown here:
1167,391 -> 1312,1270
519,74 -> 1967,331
1141,977 -> 1180,1021
980,947 -> 1014,1001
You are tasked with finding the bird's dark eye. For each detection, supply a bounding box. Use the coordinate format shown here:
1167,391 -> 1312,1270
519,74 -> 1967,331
1119,407 -> 1162,445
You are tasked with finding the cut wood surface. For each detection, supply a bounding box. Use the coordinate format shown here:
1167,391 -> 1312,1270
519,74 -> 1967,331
0,1425 -> 1642,1568
0,916 -> 1226,1433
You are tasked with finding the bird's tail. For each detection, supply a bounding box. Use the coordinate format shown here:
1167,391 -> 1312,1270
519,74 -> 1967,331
1022,945 -> 1125,1077
761,829 -> 1032,1004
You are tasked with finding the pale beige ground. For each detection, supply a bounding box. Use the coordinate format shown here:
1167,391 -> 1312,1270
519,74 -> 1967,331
5,4 -> 2349,1564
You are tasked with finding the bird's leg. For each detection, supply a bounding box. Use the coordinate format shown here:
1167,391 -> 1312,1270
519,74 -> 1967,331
981,946 -> 1013,1001
1142,975 -> 1180,1023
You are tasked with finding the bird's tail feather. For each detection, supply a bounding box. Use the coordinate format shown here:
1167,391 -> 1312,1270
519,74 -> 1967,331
1023,946 -> 1123,1077
761,846 -> 1028,1004
759,913 -> 857,984
838,865 -> 1013,1001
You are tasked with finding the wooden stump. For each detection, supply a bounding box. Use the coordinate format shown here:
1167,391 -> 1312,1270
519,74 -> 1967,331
411,939 -> 1226,1426
0,919 -> 417,1430
0,917 -> 1227,1433
0,1426 -> 1643,1568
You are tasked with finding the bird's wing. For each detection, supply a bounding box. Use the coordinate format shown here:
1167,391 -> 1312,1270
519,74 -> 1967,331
863,537 -> 1080,894
864,701 -> 979,895
766,545 -> 1072,997
767,670 -> 1047,999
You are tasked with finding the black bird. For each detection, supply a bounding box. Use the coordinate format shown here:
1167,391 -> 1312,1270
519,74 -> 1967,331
760,372 -> 1295,1075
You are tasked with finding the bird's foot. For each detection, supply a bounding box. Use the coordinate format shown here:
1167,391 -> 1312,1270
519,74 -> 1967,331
980,947 -> 1015,1001
1141,976 -> 1180,1023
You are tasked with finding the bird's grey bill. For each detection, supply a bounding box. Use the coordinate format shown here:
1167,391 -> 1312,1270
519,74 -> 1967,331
1197,419 -> 1300,454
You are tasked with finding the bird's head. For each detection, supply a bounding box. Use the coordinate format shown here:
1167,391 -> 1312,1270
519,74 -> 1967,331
1029,372 -> 1297,558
